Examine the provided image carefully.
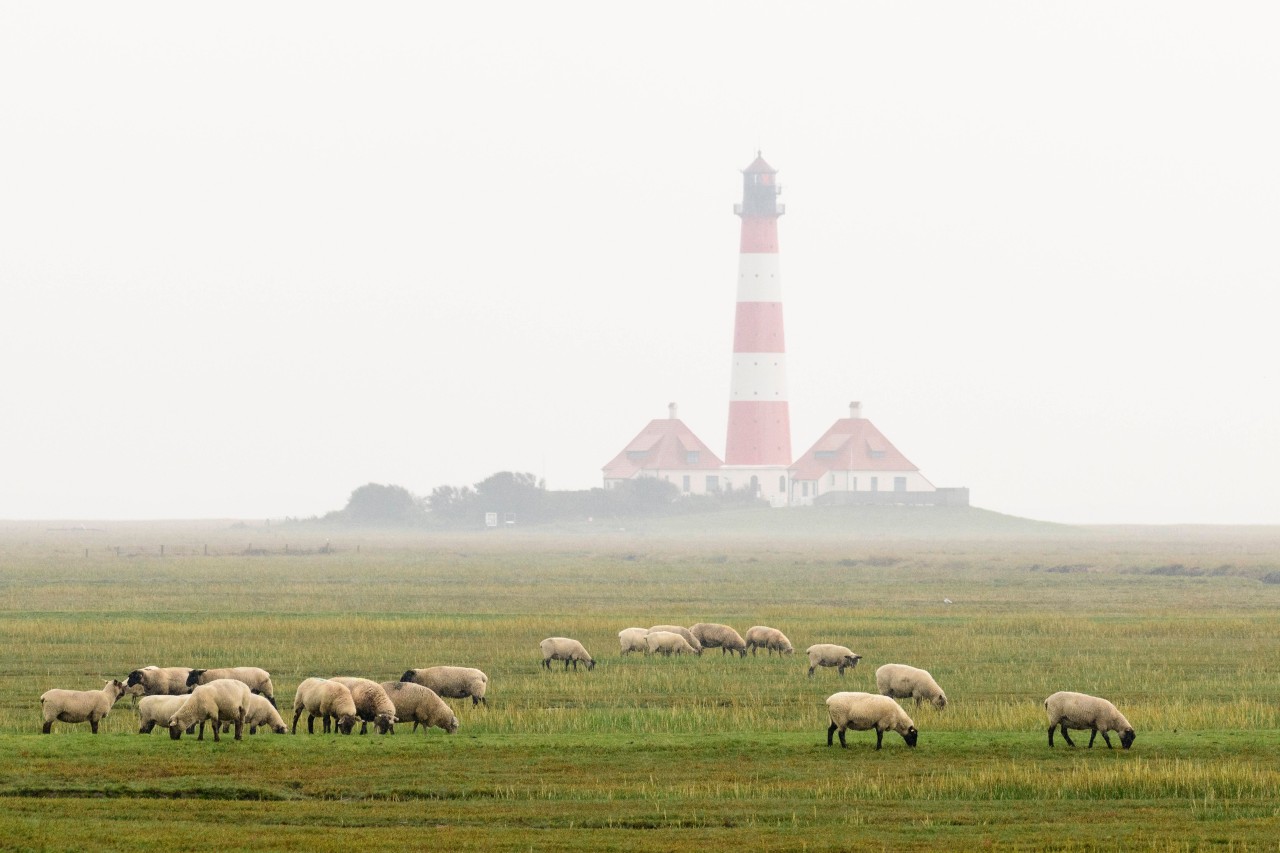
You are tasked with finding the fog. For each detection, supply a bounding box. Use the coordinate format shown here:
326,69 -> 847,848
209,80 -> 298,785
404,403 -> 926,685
2,3 -> 1276,524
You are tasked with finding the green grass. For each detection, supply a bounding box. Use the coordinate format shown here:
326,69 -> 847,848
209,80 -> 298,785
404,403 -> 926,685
1,518 -> 1279,850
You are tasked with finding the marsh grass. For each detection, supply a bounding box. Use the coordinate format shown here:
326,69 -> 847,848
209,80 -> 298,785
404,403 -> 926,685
1,521 -> 1279,849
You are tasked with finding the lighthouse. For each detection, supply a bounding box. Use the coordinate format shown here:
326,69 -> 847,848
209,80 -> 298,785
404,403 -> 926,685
722,152 -> 792,504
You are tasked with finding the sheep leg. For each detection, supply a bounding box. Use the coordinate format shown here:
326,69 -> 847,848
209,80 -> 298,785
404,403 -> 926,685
1059,724 -> 1075,747
808,666 -> 816,677
291,709 -> 302,734
90,719 -> 100,734
199,720 -> 207,741
826,722 -> 838,746
1047,725 -> 1055,747
875,728 -> 884,750
42,720 -> 53,734
211,720 -> 220,742
234,718 -> 243,741
541,658 -> 550,670
360,721 -> 368,735
140,721 -> 155,734
1100,731 -> 1115,749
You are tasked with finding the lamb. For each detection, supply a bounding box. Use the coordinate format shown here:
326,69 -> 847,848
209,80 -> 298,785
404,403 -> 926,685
329,677 -> 398,734
826,691 -> 919,750
648,625 -> 702,655
806,644 -> 862,677
400,666 -> 489,706
291,677 -> 359,734
167,678 -> 252,741
125,666 -> 193,696
136,695 -> 188,734
380,681 -> 460,735
645,630 -> 698,656
40,679 -> 127,734
875,663 -> 948,709
745,625 -> 794,657
690,623 -> 748,657
618,627 -> 650,655
215,694 -> 289,736
540,637 -> 596,671
1044,691 -> 1136,749
186,667 -> 276,707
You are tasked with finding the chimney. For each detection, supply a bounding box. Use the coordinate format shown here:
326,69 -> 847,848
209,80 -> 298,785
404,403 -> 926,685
849,401 -> 863,419
668,402 -> 678,420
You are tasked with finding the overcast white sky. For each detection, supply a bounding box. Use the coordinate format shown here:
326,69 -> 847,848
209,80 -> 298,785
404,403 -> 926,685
2,2 -> 1277,525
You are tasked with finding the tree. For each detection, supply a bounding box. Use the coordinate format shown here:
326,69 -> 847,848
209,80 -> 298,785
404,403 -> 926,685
338,483 -> 423,525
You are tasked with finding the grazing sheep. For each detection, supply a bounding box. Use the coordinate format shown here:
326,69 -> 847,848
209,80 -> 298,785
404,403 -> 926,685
291,677 -> 359,735
540,637 -> 596,671
648,625 -> 702,655
380,681 -> 459,735
40,679 -> 127,734
329,677 -> 398,734
618,627 -> 650,656
125,666 -> 193,696
1045,691 -> 1136,749
216,694 -> 289,736
690,623 -> 748,657
400,666 -> 489,707
745,625 -> 794,657
806,644 -> 862,677
137,695 -> 188,734
644,630 -> 698,656
826,691 -> 919,750
167,678 -> 252,741
187,667 -> 276,707
875,663 -> 948,710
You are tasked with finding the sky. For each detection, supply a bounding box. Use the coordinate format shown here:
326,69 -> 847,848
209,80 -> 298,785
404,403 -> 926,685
2,2 -> 1277,525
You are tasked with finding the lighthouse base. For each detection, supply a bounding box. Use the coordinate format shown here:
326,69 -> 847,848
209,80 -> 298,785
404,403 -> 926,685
719,465 -> 792,508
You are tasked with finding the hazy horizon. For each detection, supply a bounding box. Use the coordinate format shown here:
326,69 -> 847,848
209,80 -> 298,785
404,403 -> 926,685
3,3 -> 1276,525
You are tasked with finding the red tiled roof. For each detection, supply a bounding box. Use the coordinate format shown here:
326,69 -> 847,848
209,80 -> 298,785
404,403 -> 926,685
602,418 -> 724,478
789,418 -> 919,481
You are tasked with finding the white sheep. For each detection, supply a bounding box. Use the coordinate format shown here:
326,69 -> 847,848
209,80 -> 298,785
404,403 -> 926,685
826,691 -> 919,750
291,677 -> 359,735
329,677 -> 398,734
540,637 -> 596,671
215,694 -> 289,736
618,627 -> 650,656
187,667 -> 276,706
875,663 -> 948,709
137,695 -> 188,734
40,679 -> 127,734
167,678 -> 252,741
806,644 -> 862,677
380,681 -> 460,735
644,630 -> 698,656
745,625 -> 794,657
648,625 -> 702,655
400,666 -> 489,706
125,666 -> 193,696
690,623 -> 748,657
1044,691 -> 1136,749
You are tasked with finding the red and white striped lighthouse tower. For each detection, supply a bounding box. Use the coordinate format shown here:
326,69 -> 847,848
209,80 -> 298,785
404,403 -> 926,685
723,152 -> 792,502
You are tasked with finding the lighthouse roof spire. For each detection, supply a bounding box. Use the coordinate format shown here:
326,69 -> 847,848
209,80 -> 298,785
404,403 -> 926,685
743,152 -> 777,174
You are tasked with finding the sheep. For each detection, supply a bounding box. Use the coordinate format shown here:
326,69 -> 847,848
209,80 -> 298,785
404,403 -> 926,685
400,666 -> 489,707
215,694 -> 289,736
690,623 -> 748,657
540,637 -> 596,671
329,677 -> 398,734
291,677 -> 359,735
40,679 -> 127,734
648,625 -> 702,655
186,667 -> 276,707
125,666 -> 193,696
875,663 -> 948,709
1044,691 -> 1136,749
745,625 -> 794,657
137,695 -> 188,734
826,691 -> 919,750
806,644 -> 862,677
644,630 -> 698,656
167,678 -> 252,741
380,681 -> 460,735
618,627 -> 650,655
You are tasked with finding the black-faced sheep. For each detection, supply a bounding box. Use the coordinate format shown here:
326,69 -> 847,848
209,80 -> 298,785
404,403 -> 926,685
40,679 -> 127,734
329,677 -> 398,734
745,625 -> 794,656
137,695 -> 188,734
644,630 -> 698,656
379,681 -> 459,735
806,644 -> 862,677
1045,691 -> 1136,749
400,666 -> 489,707
125,666 -> 193,697
690,623 -> 748,657
540,637 -> 596,671
291,677 -> 359,735
167,678 -> 252,741
215,693 -> 288,736
875,663 -> 948,709
186,667 -> 276,707
826,691 -> 919,750
648,625 -> 702,655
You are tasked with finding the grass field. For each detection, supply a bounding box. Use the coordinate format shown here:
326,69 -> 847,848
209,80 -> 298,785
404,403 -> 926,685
1,512 -> 1278,851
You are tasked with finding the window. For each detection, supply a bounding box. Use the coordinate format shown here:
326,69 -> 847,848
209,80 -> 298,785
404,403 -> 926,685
626,450 -> 648,462
814,450 -> 837,459
706,475 -> 720,492
871,477 -> 879,492
894,477 -> 907,492
682,475 -> 691,492
778,475 -> 786,493
686,451 -> 700,465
